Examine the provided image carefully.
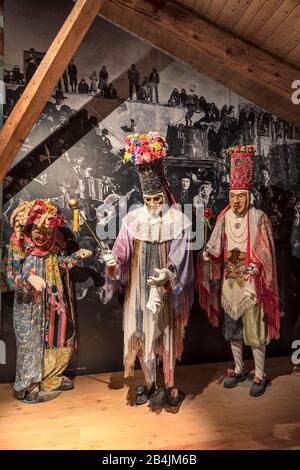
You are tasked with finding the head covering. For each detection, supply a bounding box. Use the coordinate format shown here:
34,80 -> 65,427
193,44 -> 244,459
124,132 -> 175,203
10,199 -> 65,240
27,199 -> 65,228
227,145 -> 256,190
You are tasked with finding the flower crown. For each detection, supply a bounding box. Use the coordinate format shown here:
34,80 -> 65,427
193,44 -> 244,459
124,131 -> 168,165
227,145 -> 256,156
28,199 -> 65,229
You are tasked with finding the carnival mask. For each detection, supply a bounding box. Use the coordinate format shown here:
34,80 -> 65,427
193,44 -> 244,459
144,193 -> 164,216
229,190 -> 248,216
31,225 -> 54,247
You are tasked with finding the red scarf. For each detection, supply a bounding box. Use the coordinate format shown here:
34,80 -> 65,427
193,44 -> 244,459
11,230 -> 66,257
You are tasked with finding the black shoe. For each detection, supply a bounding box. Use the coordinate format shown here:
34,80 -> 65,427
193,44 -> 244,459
13,389 -> 39,404
223,370 -> 247,388
38,390 -> 62,403
250,377 -> 270,397
24,390 -> 39,403
148,386 -> 167,407
165,387 -> 185,407
13,389 -> 26,401
14,382 -> 41,403
56,376 -> 74,391
135,383 -> 156,405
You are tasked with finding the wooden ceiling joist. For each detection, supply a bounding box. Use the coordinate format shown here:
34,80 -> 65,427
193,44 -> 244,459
0,0 -> 103,181
101,0 -> 300,127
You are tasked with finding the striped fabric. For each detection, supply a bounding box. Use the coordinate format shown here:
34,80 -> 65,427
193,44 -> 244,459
230,341 -> 244,374
252,345 -> 266,381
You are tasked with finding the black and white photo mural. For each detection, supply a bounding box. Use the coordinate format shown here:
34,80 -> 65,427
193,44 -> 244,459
1,0 -> 300,382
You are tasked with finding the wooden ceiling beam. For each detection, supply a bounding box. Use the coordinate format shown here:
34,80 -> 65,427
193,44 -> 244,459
0,0 -> 103,180
101,0 -> 300,127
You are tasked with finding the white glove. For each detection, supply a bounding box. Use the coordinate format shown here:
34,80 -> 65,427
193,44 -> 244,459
103,252 -> 117,267
202,250 -> 209,262
147,268 -> 172,287
103,252 -> 119,280
28,274 -> 46,291
74,248 -> 92,259
147,285 -> 162,315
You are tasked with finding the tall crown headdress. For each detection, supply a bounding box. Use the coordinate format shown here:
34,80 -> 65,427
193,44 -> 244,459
227,145 -> 256,190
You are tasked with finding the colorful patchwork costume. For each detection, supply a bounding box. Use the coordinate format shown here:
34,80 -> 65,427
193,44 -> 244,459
6,199 -> 90,402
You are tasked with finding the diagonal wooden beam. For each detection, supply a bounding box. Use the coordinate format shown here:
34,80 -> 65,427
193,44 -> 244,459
101,0 -> 300,127
0,0 -> 103,180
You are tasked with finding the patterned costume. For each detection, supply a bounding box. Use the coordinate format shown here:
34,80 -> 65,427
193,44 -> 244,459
196,146 -> 280,396
106,132 -> 194,407
6,199 -> 88,402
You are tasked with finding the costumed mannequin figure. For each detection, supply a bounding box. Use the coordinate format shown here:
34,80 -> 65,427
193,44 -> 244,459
104,132 -> 194,408
196,145 -> 280,397
6,199 -> 92,403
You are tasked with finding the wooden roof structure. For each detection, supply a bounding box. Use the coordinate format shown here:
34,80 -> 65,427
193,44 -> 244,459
1,0 -> 300,179
100,0 -> 300,126
172,0 -> 300,70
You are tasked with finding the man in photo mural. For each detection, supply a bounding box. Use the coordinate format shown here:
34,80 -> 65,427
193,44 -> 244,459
196,145 -> 280,397
103,132 -> 194,409
173,173 -> 196,206
6,199 -> 92,403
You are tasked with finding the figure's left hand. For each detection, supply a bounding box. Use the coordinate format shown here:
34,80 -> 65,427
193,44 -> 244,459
147,268 -> 170,287
75,248 -> 92,259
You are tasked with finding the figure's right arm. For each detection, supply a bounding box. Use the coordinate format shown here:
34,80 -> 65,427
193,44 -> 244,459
104,222 -> 134,282
5,239 -> 34,291
112,222 -> 133,266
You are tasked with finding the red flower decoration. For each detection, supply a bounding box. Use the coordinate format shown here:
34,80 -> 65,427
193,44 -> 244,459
107,265 -> 116,276
204,208 -> 213,219
49,214 -> 65,229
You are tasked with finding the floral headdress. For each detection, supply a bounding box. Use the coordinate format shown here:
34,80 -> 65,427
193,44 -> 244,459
10,199 -> 65,239
124,132 -> 168,165
123,132 -> 171,197
27,199 -> 65,229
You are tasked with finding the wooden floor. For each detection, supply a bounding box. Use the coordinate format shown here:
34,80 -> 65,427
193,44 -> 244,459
0,357 -> 300,450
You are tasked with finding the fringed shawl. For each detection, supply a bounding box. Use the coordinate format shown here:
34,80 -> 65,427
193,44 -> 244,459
196,206 -> 280,339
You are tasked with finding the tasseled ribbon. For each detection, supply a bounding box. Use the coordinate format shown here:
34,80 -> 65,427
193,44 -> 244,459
72,208 -> 79,232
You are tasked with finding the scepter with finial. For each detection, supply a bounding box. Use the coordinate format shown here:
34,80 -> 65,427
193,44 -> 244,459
68,198 -> 110,255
